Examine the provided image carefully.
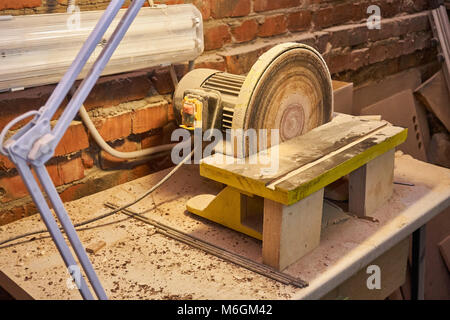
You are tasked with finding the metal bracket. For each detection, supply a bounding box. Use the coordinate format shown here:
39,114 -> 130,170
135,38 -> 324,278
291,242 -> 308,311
0,0 -> 149,300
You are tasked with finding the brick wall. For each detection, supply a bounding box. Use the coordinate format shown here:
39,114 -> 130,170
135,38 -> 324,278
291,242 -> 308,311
0,0 -> 437,225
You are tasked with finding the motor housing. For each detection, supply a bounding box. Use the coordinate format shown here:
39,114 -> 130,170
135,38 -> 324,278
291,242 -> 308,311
173,42 -> 333,153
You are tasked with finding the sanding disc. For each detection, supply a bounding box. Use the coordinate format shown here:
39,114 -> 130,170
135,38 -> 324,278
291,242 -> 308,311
232,43 -> 333,142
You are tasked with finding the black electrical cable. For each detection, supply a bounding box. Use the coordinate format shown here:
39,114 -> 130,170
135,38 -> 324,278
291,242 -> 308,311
0,148 -> 194,247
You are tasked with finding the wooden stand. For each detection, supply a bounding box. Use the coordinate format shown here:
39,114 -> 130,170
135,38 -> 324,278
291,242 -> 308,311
187,115 -> 408,271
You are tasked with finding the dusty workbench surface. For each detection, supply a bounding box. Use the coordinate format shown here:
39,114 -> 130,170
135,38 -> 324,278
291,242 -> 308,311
0,153 -> 449,300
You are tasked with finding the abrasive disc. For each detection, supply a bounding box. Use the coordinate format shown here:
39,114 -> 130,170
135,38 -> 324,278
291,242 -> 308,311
232,43 -> 333,143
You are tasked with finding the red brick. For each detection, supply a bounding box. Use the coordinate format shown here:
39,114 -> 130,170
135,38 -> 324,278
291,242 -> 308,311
0,154 -> 15,171
412,32 -> 432,52
47,156 -> 85,187
0,84 -> 62,131
327,26 -> 351,48
158,0 -> 184,5
258,15 -> 287,37
141,134 -> 164,149
204,23 -> 231,51
193,0 -> 211,20
402,0 -> 427,13
231,19 -> 259,43
0,175 -> 28,203
83,72 -> 153,110
132,102 -> 168,134
327,24 -> 368,48
150,68 -> 175,95
0,205 -> 27,226
351,2 -> 367,22
375,0 -> 402,18
54,121 -> 89,157
367,20 -> 395,42
0,0 -> 41,10
99,139 -> 139,169
327,52 -> 351,74
94,112 -> 132,142
314,4 -> 353,29
81,151 -> 94,169
222,44 -> 271,74
254,0 -> 300,12
287,10 -> 312,32
406,14 -> 430,33
194,54 -> 227,71
210,0 -> 250,18
59,183 -> 83,203
368,44 -> 388,64
167,102 -> 176,122
314,32 -> 330,54
350,48 -> 369,71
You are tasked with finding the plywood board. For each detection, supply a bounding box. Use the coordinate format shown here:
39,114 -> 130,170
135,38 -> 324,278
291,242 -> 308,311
438,235 -> 450,272
353,68 -> 422,115
332,80 -> 353,115
322,238 -> 409,300
415,70 -> 450,132
361,90 -> 429,162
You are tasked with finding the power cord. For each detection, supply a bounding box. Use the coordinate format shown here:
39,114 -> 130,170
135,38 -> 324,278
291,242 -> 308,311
0,147 -> 194,247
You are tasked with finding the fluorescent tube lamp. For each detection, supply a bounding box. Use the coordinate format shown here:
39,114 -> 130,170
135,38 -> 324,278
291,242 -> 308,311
0,4 -> 204,92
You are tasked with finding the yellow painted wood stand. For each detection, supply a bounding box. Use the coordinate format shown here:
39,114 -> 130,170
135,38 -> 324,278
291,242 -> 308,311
187,115 -> 408,271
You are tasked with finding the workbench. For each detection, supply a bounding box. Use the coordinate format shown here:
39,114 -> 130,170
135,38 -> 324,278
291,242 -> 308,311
0,153 -> 449,300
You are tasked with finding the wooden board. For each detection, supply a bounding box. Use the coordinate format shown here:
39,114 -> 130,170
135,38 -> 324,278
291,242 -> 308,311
361,90 -> 430,162
353,68 -> 422,115
201,116 -> 407,205
322,238 -> 409,300
415,70 -> 450,132
438,235 -> 450,272
332,80 -> 353,115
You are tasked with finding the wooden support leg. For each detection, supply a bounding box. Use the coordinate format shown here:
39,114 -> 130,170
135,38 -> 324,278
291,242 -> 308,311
262,188 -> 324,271
349,149 -> 395,217
186,186 -> 263,240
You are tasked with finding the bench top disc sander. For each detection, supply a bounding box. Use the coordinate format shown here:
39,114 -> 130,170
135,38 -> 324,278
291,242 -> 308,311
232,43 -> 333,143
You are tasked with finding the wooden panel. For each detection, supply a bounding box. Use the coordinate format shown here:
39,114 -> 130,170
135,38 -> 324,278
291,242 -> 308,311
361,90 -> 429,161
353,68 -> 422,115
333,80 -> 353,115
438,235 -> 450,272
262,189 -> 324,271
415,70 -> 450,132
322,238 -> 409,300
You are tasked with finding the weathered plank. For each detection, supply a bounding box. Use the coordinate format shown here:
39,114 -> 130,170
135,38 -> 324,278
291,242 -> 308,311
201,118 -> 407,205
